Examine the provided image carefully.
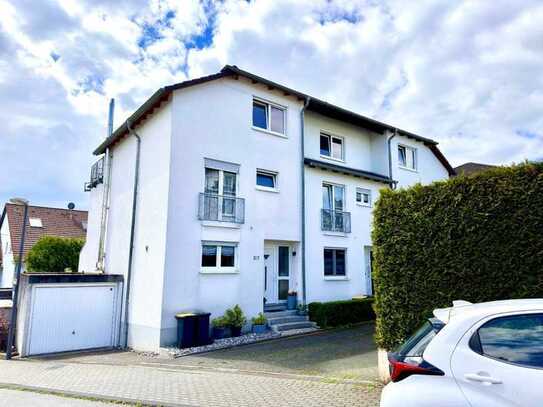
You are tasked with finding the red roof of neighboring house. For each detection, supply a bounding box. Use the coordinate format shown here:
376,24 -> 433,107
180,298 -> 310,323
0,204 -> 87,261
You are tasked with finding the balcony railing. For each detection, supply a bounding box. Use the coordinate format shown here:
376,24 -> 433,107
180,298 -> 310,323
321,209 -> 351,233
198,193 -> 245,224
84,157 -> 105,191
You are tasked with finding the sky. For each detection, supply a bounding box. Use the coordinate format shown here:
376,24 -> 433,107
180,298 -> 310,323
0,0 -> 542,210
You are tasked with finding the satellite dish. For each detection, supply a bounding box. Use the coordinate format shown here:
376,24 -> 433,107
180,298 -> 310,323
68,202 -> 75,210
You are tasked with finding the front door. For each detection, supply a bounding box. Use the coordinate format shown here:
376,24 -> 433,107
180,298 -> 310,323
264,246 -> 290,304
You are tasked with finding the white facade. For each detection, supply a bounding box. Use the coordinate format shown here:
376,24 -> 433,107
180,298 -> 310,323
0,216 -> 15,288
80,72 -> 451,352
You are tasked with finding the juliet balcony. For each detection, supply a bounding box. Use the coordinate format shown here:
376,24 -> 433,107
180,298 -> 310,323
198,193 -> 245,224
321,209 -> 351,233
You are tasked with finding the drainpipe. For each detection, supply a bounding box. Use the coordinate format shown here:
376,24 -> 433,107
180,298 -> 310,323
387,129 -> 398,190
122,119 -> 141,348
300,96 -> 311,306
97,99 -> 115,272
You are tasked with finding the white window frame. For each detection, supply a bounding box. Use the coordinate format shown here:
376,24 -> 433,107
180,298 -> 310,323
256,169 -> 279,192
200,242 -> 239,274
356,187 -> 372,207
252,97 -> 287,137
320,132 -> 344,162
398,144 -> 417,171
204,166 -> 239,221
323,247 -> 348,280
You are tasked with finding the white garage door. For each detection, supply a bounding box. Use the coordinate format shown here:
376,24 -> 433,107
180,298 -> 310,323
27,284 -> 119,355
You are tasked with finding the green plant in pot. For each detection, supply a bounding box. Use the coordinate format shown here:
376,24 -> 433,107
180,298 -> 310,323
225,305 -> 246,337
212,316 -> 228,340
251,313 -> 267,334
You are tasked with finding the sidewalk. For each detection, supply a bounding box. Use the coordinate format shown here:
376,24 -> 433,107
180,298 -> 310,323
0,358 -> 381,406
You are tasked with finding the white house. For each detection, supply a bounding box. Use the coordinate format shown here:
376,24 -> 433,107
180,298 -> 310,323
79,65 -> 454,352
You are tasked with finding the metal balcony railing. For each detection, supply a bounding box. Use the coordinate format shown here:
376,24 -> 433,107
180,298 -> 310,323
321,209 -> 351,233
198,193 -> 245,224
84,157 -> 105,191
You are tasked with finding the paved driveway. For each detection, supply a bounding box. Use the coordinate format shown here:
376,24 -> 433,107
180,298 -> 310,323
0,324 -> 382,406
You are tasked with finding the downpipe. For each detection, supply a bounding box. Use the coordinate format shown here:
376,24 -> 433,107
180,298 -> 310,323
300,96 -> 311,306
387,129 -> 398,190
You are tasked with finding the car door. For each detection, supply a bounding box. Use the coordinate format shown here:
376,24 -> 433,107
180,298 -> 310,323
450,312 -> 543,407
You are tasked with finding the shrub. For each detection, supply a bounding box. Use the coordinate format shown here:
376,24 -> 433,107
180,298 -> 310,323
212,316 -> 227,328
372,162 -> 543,350
251,312 -> 267,325
225,305 -> 246,328
308,298 -> 375,328
25,236 -> 85,273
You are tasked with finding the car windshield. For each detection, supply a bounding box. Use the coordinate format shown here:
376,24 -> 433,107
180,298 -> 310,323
396,320 -> 442,358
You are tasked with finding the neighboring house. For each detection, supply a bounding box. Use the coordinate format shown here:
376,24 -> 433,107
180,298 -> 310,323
0,204 -> 88,287
79,65 -> 454,351
454,162 -> 497,176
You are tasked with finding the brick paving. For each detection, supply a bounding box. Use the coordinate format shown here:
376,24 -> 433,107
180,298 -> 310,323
0,358 -> 381,406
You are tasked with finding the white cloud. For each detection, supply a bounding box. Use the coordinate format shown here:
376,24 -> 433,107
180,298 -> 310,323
0,0 -> 542,208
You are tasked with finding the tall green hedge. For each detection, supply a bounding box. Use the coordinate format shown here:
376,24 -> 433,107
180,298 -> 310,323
372,163 -> 543,350
308,298 -> 375,328
26,236 -> 85,273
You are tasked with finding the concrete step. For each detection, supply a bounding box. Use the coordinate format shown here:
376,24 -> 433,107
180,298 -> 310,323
263,303 -> 287,312
267,315 -> 308,325
264,310 -> 298,319
271,321 -> 318,332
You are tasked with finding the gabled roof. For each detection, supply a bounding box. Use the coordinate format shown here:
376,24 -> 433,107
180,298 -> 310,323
94,65 -> 455,176
0,204 -> 88,260
453,162 -> 497,176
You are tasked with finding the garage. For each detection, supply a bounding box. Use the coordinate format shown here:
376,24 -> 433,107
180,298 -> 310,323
16,273 -> 123,357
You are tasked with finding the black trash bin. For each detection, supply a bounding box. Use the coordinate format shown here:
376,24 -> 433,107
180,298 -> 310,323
175,312 -> 212,348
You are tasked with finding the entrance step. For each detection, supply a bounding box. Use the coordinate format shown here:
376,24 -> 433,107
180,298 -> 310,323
263,303 -> 287,312
267,315 -> 307,325
263,310 -> 298,319
271,320 -> 318,332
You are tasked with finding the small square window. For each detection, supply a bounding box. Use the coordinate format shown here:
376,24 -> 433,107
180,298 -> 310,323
398,145 -> 417,170
252,99 -> 285,135
256,170 -> 277,190
356,188 -> 371,207
320,133 -> 343,160
29,218 -> 43,228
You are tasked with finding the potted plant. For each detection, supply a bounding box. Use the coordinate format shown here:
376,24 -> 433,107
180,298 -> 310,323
297,303 -> 308,316
287,291 -> 298,310
225,305 -> 246,337
251,313 -> 267,334
212,316 -> 228,340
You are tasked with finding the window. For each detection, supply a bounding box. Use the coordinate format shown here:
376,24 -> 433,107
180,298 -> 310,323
471,314 -> 543,368
204,167 -> 237,220
256,170 -> 277,190
29,218 -> 43,228
324,248 -> 346,277
322,183 -> 349,232
320,133 -> 343,160
201,243 -> 237,271
252,99 -> 286,135
398,145 -> 417,170
356,188 -> 372,207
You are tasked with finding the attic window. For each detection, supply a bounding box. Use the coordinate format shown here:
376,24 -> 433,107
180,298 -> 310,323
29,218 -> 43,228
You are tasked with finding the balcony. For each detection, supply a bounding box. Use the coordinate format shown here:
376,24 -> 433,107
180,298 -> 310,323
321,209 -> 351,233
198,193 -> 245,224
84,157 -> 105,191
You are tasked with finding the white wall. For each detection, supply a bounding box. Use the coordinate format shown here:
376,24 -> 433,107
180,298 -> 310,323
100,101 -> 172,351
78,182 -> 104,273
0,218 -> 14,288
160,77 -> 303,345
391,134 -> 449,187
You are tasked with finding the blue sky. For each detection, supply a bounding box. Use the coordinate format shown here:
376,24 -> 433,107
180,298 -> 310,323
0,0 -> 542,210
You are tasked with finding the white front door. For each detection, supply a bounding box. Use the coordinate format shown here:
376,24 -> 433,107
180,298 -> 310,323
264,248 -> 276,303
264,246 -> 290,304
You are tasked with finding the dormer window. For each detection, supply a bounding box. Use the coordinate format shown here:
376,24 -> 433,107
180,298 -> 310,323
252,98 -> 286,135
398,145 -> 417,170
29,218 -> 43,228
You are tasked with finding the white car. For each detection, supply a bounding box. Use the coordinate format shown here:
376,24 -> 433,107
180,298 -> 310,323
380,299 -> 543,406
